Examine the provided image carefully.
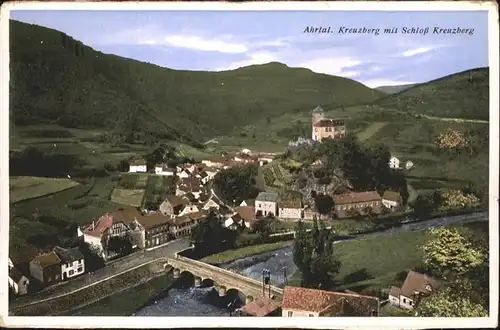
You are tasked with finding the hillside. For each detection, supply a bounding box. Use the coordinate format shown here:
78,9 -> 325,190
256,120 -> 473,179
373,68 -> 489,120
10,20 -> 384,146
375,84 -> 415,94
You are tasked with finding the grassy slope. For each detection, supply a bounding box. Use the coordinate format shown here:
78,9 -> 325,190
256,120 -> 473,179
374,68 -> 489,120
9,176 -> 80,203
10,20 -> 383,145
9,177 -> 128,263
375,84 -> 415,94
289,222 -> 487,294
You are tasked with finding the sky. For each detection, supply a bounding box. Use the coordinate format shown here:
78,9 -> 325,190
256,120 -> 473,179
10,10 -> 489,88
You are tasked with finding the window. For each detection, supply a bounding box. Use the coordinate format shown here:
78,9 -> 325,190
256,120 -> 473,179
258,204 -> 261,208
287,311 -> 293,317
77,267 -> 83,273
308,314 -> 314,317
403,298 -> 406,304
69,269 -> 74,276
409,301 -> 413,306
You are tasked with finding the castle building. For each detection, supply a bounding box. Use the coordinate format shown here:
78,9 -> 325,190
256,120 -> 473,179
311,106 -> 346,142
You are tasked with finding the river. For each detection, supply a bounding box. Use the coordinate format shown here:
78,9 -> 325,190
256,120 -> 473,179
134,212 -> 487,316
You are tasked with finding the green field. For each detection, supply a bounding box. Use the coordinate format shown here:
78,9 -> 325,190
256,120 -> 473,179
9,176 -> 80,203
9,177 -> 127,264
288,222 -> 488,295
110,188 -> 145,207
357,122 -> 388,141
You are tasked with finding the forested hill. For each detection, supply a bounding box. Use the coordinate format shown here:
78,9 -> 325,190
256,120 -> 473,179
10,20 -> 384,146
373,68 -> 489,121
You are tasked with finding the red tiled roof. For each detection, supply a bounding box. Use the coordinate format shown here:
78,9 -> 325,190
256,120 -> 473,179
382,190 -> 402,202
204,156 -> 227,163
313,119 -> 345,128
282,286 -> 378,316
242,297 -> 281,316
136,213 -> 172,229
333,191 -> 381,205
83,214 -> 113,238
234,206 -> 257,223
108,207 -> 141,224
165,195 -> 189,207
400,271 -> 440,298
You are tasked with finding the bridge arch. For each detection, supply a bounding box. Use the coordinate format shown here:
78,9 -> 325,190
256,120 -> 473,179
178,271 -> 195,288
201,278 -> 214,288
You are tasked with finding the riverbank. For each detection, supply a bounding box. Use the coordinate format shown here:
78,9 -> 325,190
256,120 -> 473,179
200,241 -> 294,264
10,259 -> 169,316
65,273 -> 175,316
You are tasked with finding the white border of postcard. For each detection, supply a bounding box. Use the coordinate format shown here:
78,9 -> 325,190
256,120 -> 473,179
0,1 -> 498,329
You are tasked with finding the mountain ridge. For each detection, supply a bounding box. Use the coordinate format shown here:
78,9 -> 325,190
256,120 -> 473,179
9,20 -> 384,147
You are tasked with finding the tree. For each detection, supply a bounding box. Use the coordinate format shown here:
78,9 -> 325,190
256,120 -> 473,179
314,194 -> 334,215
107,235 -> 133,256
213,163 -> 260,205
423,227 -> 484,280
77,242 -> 105,272
417,280 -> 488,317
293,218 -> 340,290
191,211 -> 236,257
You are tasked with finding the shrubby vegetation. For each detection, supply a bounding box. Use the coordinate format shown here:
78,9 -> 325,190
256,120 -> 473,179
417,227 -> 488,317
314,134 -> 409,202
213,163 -> 260,205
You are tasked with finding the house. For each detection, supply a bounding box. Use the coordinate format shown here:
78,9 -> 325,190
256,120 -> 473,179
203,167 -> 219,180
178,169 -> 192,179
202,156 -> 227,168
202,198 -> 220,211
255,191 -> 279,217
159,195 -> 189,217
224,217 -> 240,230
405,160 -> 414,170
258,153 -> 275,166
199,171 -> 210,184
178,203 -> 200,217
129,159 -> 147,173
241,148 -> 251,154
155,164 -> 175,176
282,286 -> 379,317
180,177 -> 203,193
240,200 -> 250,207
8,258 -> 29,296
278,191 -> 303,220
389,270 -> 440,310
311,106 -> 347,142
78,214 -> 114,258
239,297 -> 282,316
170,215 -> 197,238
389,156 -> 400,169
53,246 -> 85,280
136,213 -> 173,249
303,206 -> 320,220
29,251 -> 62,285
382,190 -> 402,210
234,205 -> 259,229
333,191 -> 382,218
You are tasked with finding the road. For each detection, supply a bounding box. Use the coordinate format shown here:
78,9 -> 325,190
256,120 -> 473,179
10,238 -> 191,310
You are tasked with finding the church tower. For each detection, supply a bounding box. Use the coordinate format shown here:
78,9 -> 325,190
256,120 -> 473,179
312,105 -> 324,140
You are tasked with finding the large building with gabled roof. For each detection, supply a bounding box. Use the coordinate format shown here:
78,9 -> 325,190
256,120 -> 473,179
312,105 -> 347,142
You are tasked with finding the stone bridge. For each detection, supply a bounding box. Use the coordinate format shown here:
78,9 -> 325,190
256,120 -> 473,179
165,255 -> 283,304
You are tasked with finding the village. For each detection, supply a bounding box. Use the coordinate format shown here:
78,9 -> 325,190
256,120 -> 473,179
6,105 -> 455,317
